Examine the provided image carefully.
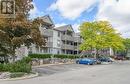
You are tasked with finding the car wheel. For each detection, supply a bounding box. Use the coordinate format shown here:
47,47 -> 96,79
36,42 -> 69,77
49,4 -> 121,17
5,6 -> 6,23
87,63 -> 90,65
76,62 -> 79,64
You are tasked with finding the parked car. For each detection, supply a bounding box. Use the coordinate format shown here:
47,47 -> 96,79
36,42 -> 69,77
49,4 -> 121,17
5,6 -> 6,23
76,58 -> 95,65
98,57 -> 113,62
115,56 -> 124,60
95,59 -> 102,64
89,58 -> 101,64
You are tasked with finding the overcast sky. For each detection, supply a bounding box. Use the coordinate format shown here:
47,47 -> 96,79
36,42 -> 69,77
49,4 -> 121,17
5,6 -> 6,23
30,0 -> 130,38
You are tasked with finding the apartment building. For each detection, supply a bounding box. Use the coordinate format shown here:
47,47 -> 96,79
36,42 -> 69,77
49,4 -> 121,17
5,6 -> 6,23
28,15 -> 82,55
16,15 -> 114,58
55,25 -> 82,55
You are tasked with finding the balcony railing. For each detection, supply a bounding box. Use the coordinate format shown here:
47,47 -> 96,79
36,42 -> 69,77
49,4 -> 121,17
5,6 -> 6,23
74,37 -> 82,43
61,44 -> 74,50
61,35 -> 74,41
42,29 -> 53,37
44,42 -> 53,47
74,45 -> 80,50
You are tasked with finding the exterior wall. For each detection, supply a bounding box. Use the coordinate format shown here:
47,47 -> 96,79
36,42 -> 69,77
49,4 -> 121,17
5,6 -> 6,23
61,31 -> 74,54
73,33 -> 82,54
52,30 -> 62,54
28,29 -> 63,55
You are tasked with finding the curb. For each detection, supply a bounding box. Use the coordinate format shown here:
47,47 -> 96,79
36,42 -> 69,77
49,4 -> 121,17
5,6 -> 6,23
32,62 -> 75,68
101,62 -> 112,65
0,72 -> 39,81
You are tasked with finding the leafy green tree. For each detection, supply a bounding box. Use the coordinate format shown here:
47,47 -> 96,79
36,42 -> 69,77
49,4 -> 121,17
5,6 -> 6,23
0,0 -> 45,61
123,38 -> 130,56
79,21 -> 125,58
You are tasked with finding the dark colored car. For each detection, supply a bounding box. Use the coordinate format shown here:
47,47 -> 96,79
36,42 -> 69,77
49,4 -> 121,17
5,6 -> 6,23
98,57 -> 113,62
115,56 -> 124,60
89,58 -> 101,64
95,59 -> 102,64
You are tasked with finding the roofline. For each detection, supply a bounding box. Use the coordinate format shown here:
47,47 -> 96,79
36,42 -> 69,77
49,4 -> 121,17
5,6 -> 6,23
39,15 -> 55,26
53,28 -> 63,32
43,15 -> 54,25
55,24 -> 70,29
55,24 -> 75,33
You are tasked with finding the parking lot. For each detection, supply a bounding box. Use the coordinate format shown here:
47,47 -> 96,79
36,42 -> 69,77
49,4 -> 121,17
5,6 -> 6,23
1,61 -> 130,84
33,64 -> 93,76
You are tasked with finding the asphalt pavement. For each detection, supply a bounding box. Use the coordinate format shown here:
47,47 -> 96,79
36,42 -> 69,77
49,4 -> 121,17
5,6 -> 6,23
1,61 -> 130,84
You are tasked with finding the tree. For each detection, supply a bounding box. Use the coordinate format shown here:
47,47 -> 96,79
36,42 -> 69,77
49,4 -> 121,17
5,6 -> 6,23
79,21 -> 125,58
0,0 -> 45,61
123,38 -> 130,56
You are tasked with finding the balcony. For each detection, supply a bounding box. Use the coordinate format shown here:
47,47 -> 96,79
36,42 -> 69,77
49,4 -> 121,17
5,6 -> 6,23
42,29 -> 53,37
74,37 -> 82,43
61,44 -> 74,50
74,45 -> 80,50
44,42 -> 53,47
61,35 -> 74,41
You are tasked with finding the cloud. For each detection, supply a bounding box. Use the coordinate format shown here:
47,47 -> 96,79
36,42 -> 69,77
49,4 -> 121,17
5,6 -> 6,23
48,0 -> 97,20
96,0 -> 130,38
29,2 -> 44,18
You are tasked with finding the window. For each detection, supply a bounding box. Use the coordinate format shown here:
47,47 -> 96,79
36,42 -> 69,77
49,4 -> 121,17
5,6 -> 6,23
62,40 -> 65,44
74,42 -> 77,46
70,41 -> 73,45
57,50 -> 60,54
44,48 -> 48,53
63,31 -> 66,35
58,31 -> 60,37
57,40 -> 60,47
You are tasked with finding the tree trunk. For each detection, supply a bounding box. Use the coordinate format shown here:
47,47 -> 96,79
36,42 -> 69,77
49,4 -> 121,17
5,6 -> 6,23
12,55 -> 15,62
94,48 -> 97,59
11,47 -> 16,63
94,48 -> 100,59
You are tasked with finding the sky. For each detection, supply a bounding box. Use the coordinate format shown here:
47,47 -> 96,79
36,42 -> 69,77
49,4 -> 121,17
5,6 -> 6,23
30,0 -> 130,38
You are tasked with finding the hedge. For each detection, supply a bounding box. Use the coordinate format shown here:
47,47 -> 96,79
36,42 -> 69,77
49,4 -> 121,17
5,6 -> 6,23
28,54 -> 52,59
29,54 -> 80,59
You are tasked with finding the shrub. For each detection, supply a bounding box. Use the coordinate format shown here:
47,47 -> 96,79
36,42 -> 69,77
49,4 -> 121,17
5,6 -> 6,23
54,54 -> 68,59
74,55 -> 80,59
0,64 -> 4,71
28,54 -> 81,60
8,62 -> 31,73
0,57 -> 32,73
19,57 -> 32,63
28,54 -> 52,59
